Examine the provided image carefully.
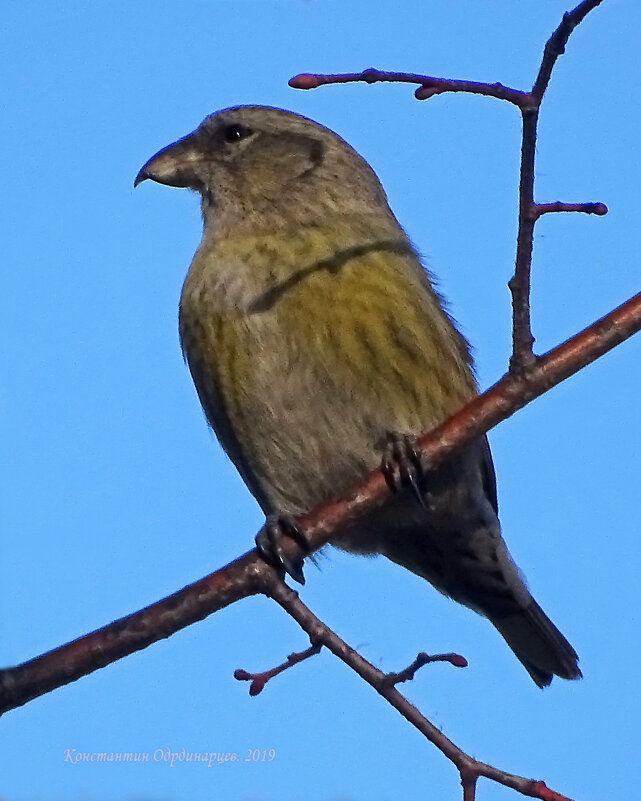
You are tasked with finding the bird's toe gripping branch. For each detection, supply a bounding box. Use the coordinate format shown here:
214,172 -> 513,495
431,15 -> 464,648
381,432 -> 427,507
256,513 -> 310,585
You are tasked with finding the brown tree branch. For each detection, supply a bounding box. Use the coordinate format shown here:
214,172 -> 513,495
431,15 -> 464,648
383,651 -> 468,685
510,0 -> 605,371
531,0 -> 606,102
289,69 -> 530,107
534,201 -> 608,218
234,642 -> 322,696
510,105 -> 539,369
262,573 -> 575,801
236,645 -> 467,698
1,289 -> 639,718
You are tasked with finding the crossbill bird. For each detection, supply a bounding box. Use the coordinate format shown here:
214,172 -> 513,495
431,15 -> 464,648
135,105 -> 581,687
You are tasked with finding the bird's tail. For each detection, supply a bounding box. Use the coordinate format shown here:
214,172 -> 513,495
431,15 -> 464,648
490,600 -> 582,688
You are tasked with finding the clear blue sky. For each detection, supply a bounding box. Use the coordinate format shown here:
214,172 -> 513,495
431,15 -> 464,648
2,2 -> 639,800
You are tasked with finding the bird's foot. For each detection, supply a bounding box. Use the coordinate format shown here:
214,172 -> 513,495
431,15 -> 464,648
381,432 -> 426,507
256,513 -> 309,585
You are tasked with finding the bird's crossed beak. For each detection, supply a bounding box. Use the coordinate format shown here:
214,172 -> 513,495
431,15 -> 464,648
134,131 -> 204,189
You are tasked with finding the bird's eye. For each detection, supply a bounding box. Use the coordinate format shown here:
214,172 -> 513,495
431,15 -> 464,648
223,124 -> 251,143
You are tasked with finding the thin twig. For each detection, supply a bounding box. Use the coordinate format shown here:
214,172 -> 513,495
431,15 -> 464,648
534,201 -> 608,218
289,69 -> 530,107
531,0 -> 606,101
234,643 -> 322,695
509,105 -> 539,370
262,574 -> 575,801
509,0 -> 606,371
384,652 -> 468,686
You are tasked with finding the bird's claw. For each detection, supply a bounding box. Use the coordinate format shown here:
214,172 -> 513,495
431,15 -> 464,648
256,513 -> 309,585
381,432 -> 426,507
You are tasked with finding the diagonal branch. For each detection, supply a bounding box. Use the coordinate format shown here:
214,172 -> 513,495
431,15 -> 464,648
262,572 -> 575,801
1,289 -> 639,717
532,0 -> 606,101
234,642 -> 323,696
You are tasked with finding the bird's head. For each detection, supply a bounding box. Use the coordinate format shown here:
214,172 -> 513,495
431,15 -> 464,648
134,105 -> 389,232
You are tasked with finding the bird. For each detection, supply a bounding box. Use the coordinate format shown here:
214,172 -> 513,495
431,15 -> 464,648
135,104 -> 581,687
